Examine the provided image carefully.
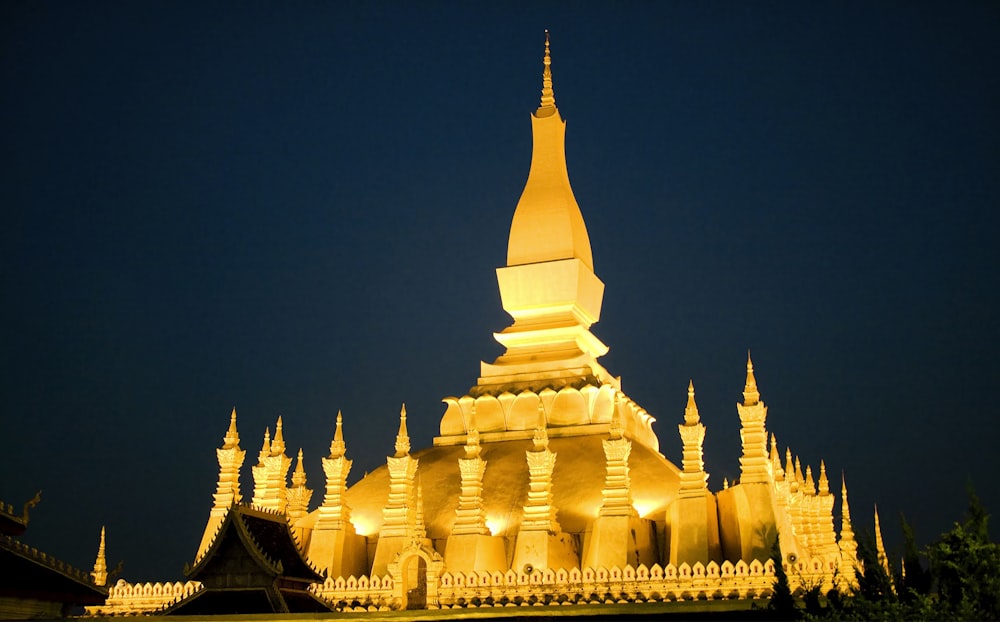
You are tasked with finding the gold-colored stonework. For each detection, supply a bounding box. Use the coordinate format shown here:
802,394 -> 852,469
98,34 -> 872,614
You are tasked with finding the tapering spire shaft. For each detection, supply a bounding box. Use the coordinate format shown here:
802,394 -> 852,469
394,403 -> 410,457
539,30 -> 555,111
91,526 -> 108,586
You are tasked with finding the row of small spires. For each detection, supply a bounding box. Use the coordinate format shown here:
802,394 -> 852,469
204,352 -> 885,563
215,351 -> 805,504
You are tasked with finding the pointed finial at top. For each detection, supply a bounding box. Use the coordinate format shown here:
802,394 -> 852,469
292,448 -> 307,487
818,460 -> 830,495
770,434 -> 784,480
223,407 -> 240,448
260,427 -> 272,456
684,379 -> 700,425
841,473 -> 853,524
874,504 -> 891,575
538,30 -> 556,113
91,525 -> 108,586
804,465 -> 816,495
330,410 -> 346,458
271,416 -> 286,455
394,403 -> 410,457
743,350 -> 760,405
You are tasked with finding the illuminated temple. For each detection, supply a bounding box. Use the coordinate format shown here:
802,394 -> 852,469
95,35 -> 882,615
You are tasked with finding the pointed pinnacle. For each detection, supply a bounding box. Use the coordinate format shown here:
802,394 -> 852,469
538,30 -> 556,111
224,407 -> 240,448
841,472 -> 853,523
818,460 -> 830,495
742,350 -> 760,405
260,428 -> 271,454
271,417 -> 286,456
394,403 -> 410,457
330,410 -> 346,458
684,379 -> 700,425
804,465 -> 816,495
292,448 -> 306,487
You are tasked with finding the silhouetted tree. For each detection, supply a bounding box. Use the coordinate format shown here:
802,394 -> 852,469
897,513 -> 930,602
768,536 -> 799,619
926,488 -> 1000,620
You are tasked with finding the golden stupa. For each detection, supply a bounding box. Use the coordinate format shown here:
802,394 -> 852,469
95,34 -> 877,615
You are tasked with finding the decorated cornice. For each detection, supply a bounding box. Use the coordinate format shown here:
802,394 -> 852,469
439,384 -> 658,452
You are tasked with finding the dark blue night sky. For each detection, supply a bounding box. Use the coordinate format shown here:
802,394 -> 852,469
2,2 -> 998,581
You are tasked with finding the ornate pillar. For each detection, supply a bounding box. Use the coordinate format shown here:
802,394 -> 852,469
197,409 -> 245,560
307,411 -> 367,579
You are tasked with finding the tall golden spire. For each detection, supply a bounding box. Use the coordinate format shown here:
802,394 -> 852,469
538,29 -> 555,113
504,30 -> 594,269
478,30 -> 613,397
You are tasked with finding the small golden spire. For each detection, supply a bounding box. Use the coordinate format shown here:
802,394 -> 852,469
91,526 -> 107,586
684,379 -> 700,425
818,460 -> 830,495
224,407 -> 240,448
330,410 -> 346,458
874,504 -> 891,578
841,473 -> 854,537
804,465 -> 816,495
785,448 -> 795,484
538,30 -> 556,113
292,449 -> 307,487
271,416 -> 286,456
770,434 -> 784,480
742,350 -> 760,405
259,428 -> 271,457
394,403 -> 410,457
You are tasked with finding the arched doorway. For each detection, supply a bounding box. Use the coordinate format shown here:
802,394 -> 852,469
402,555 -> 427,609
